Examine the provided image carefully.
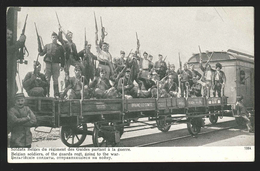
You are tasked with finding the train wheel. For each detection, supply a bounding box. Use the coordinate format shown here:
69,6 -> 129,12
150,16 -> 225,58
156,116 -> 172,132
187,118 -> 201,136
60,124 -> 87,147
92,123 -> 107,147
209,114 -> 218,124
92,123 -> 122,147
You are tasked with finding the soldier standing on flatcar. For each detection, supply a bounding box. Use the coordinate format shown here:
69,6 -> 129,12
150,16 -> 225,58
190,64 -> 202,87
154,54 -> 167,80
78,42 -> 97,84
95,29 -> 114,80
8,93 -> 37,148
139,52 -> 152,79
23,61 -> 48,97
177,63 -> 192,97
39,32 -> 65,98
199,60 -> 214,97
235,95 -> 254,133
213,63 -> 226,97
148,55 -> 154,72
58,30 -> 82,78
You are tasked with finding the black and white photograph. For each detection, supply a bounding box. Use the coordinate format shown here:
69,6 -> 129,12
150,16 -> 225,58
7,7 -> 254,162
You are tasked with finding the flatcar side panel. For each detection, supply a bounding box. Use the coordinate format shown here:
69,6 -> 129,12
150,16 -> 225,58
24,97 -> 56,127
126,98 -> 156,112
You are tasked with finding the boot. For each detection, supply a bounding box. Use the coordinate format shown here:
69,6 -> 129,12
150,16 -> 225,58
53,84 -> 60,98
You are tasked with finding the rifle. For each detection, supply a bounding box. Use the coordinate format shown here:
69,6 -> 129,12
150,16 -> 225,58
34,22 -> 43,75
178,52 -> 182,97
94,12 -> 98,45
163,56 -> 167,62
18,14 -> 29,64
136,32 -> 140,55
115,49 -> 133,82
198,45 -> 202,62
205,51 -> 214,67
100,16 -> 107,42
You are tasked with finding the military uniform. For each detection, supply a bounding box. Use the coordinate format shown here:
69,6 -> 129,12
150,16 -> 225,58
177,68 -> 192,97
199,63 -> 214,97
8,93 -> 37,148
162,81 -> 178,97
23,71 -> 48,97
117,70 -> 136,98
89,75 -> 113,99
78,48 -> 97,84
235,96 -> 253,132
154,60 -> 167,80
39,33 -> 65,97
213,63 -> 226,97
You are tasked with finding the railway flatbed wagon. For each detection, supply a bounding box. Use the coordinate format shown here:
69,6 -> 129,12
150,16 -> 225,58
24,95 -> 231,147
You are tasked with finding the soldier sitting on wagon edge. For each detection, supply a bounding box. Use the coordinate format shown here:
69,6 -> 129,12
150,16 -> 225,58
89,68 -> 116,99
23,61 -> 48,97
60,65 -> 89,99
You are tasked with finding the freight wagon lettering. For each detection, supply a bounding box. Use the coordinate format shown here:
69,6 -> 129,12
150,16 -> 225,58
96,105 -> 106,109
131,103 -> 153,108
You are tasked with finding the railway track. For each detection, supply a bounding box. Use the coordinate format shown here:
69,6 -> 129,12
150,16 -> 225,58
137,125 -> 237,147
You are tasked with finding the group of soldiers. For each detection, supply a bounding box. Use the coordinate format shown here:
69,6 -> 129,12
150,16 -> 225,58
20,27 -> 227,100
8,20 -> 255,148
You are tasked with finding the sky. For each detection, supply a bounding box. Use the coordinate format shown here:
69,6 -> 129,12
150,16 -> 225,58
12,7 -> 254,94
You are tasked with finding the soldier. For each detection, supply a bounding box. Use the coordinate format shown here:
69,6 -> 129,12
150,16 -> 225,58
78,42 -> 97,84
213,62 -> 226,97
117,68 -> 137,99
166,64 -> 178,86
89,68 -> 113,99
154,54 -> 167,80
39,32 -> 65,98
58,30 -> 82,77
60,65 -> 89,99
190,78 -> 202,97
161,74 -> 178,97
148,55 -> 154,71
7,28 -> 26,109
189,64 -> 202,87
138,51 -> 152,80
199,60 -> 215,97
177,63 -> 192,97
23,61 -> 48,97
235,95 -> 254,133
95,30 -> 113,80
8,93 -> 37,148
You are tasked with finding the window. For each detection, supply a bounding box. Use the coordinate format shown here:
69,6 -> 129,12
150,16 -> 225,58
240,70 -> 245,85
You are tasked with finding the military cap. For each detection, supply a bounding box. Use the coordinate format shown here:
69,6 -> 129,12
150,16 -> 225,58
100,68 -> 107,74
168,74 -> 174,79
67,30 -> 73,35
15,93 -> 25,99
216,62 -> 222,69
236,95 -> 243,101
34,61 -> 41,68
149,55 -> 153,58
74,64 -> 82,71
125,68 -> 131,72
183,62 -> 188,66
143,51 -> 148,55
120,50 -> 125,54
151,71 -> 158,75
158,54 -> 163,57
51,32 -> 58,36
